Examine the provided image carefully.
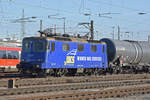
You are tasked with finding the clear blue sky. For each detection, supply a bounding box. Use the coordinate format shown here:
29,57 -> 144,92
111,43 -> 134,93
0,0 -> 150,40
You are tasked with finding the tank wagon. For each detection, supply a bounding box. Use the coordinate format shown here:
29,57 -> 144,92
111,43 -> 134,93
18,33 -> 108,76
100,38 -> 150,73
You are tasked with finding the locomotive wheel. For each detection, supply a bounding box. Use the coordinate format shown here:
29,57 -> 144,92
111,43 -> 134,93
83,68 -> 94,76
142,66 -> 149,73
35,69 -> 47,77
113,68 -> 120,74
44,69 -> 54,76
67,68 -> 77,76
93,68 -> 99,75
53,69 -> 68,77
93,68 -> 105,75
58,69 -> 68,76
98,68 -> 106,75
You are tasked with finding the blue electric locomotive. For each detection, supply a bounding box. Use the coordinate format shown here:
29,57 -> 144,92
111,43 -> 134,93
18,35 -> 108,76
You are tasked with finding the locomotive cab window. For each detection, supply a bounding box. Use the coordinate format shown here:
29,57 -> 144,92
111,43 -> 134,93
51,42 -> 55,52
63,43 -> 70,51
77,44 -> 84,52
103,45 -> 105,53
33,39 -> 46,52
22,40 -> 32,52
91,45 -> 97,52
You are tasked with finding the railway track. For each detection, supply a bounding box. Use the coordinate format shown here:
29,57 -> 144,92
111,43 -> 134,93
9,84 -> 150,100
0,74 -> 150,87
0,79 -> 150,97
0,72 -> 21,79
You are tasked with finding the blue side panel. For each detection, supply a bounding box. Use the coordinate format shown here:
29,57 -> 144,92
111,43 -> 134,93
42,41 -> 108,69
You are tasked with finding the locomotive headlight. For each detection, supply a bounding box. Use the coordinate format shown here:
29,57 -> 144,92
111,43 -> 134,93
21,59 -> 24,61
36,65 -> 40,68
37,59 -> 42,62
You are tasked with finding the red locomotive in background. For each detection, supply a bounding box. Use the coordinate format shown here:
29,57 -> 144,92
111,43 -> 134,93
0,40 -> 21,72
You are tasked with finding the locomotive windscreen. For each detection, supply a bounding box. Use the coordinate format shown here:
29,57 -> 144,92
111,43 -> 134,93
22,38 -> 47,52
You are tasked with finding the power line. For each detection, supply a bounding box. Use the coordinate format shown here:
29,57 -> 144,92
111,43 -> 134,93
12,9 -> 36,40
11,1 -> 81,16
88,0 -> 150,13
86,0 -> 150,29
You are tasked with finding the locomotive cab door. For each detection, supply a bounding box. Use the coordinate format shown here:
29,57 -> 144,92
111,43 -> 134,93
102,45 -> 108,68
46,41 -> 55,68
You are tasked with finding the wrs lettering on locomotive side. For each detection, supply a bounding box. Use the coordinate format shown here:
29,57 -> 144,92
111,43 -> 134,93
77,56 -> 102,61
